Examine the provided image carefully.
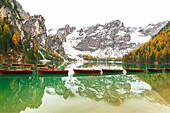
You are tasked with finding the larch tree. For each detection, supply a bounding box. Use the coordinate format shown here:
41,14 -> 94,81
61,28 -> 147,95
3,24 -> 11,54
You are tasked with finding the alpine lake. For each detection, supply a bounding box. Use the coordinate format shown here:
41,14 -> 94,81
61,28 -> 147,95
0,61 -> 170,113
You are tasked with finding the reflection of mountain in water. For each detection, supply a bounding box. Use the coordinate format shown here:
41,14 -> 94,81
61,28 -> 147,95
135,72 -> 170,106
0,70 -> 169,113
43,77 -> 75,99
64,75 -> 152,106
0,77 -> 45,113
59,74 -> 169,107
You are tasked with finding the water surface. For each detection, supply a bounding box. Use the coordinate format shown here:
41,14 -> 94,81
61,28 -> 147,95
0,61 -> 169,113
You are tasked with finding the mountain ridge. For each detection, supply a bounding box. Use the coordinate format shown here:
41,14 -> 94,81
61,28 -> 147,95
122,21 -> 170,63
0,0 -> 64,61
48,20 -> 168,60
0,0 -> 168,61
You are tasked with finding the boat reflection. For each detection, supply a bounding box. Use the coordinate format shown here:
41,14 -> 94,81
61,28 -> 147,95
0,62 -> 169,113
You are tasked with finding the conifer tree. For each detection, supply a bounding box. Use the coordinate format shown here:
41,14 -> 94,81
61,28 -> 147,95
3,24 -> 11,54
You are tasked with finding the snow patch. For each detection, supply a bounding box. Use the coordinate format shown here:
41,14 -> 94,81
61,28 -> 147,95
130,32 -> 151,44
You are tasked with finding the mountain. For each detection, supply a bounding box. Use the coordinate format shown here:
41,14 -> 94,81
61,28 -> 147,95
15,0 -> 30,21
0,0 -> 63,61
23,15 -> 47,45
0,0 -> 168,61
0,0 -> 25,39
49,20 -> 167,60
122,21 -> 170,63
47,25 -> 76,57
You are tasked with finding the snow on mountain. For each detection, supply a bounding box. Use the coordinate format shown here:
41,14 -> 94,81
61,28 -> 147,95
130,32 -> 151,44
47,20 -> 168,60
62,20 -> 159,60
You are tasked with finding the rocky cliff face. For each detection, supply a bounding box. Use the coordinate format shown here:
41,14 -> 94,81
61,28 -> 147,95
15,0 -> 30,21
0,0 -> 47,46
47,35 -> 66,57
0,0 -> 25,39
0,0 -> 61,61
47,25 -> 76,57
75,20 -> 132,52
62,20 -> 168,59
128,21 -> 168,36
23,15 -> 47,45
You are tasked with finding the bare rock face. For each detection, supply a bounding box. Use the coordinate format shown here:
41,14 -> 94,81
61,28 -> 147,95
47,35 -> 66,57
46,25 -> 77,58
23,15 -> 47,45
75,20 -> 168,54
61,20 -> 168,58
57,25 -> 76,42
0,0 -> 48,46
46,25 -> 76,57
15,0 -> 30,21
75,20 -> 133,52
138,21 -> 168,36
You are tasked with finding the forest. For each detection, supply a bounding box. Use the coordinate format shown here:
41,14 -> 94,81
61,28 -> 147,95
122,22 -> 170,63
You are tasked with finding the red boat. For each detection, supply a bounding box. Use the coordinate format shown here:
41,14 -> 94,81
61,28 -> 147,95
102,69 -> 123,73
164,68 -> 170,71
36,64 -> 48,67
48,65 -> 57,69
12,63 -> 22,66
73,69 -> 101,73
23,64 -> 35,67
0,69 -> 33,74
37,68 -> 68,74
147,68 -> 163,72
2,63 -> 8,66
126,69 -> 145,72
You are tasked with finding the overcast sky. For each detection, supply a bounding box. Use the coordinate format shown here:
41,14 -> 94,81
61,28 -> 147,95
17,0 -> 169,30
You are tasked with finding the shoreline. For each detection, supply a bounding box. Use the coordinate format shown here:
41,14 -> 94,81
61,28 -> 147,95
122,61 -> 170,64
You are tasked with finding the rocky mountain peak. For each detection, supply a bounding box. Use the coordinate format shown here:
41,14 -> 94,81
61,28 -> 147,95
61,19 -> 168,59
56,25 -> 76,42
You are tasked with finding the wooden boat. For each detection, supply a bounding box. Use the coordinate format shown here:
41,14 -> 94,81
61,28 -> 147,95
2,63 -> 8,66
36,64 -> 48,67
0,69 -> 32,74
126,69 -> 145,72
73,69 -> 101,74
37,68 -> 68,74
164,68 -> 170,71
147,68 -> 163,72
23,64 -> 34,67
48,65 -> 57,69
102,69 -> 123,73
12,63 -> 22,66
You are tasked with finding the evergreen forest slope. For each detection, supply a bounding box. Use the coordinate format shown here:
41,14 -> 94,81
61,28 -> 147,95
122,22 -> 170,63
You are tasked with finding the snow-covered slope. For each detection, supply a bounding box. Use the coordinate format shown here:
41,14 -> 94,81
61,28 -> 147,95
48,20 -> 168,60
62,20 -> 168,60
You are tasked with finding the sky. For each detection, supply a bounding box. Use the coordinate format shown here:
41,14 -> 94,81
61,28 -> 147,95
17,0 -> 170,30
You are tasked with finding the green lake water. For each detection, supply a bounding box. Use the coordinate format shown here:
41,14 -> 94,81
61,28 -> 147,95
0,61 -> 170,113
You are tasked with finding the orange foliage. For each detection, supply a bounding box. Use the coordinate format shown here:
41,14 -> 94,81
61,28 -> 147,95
123,22 -> 170,63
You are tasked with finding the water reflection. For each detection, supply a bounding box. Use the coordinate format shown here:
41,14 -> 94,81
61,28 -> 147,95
0,77 -> 44,113
0,62 -> 169,113
135,72 -> 170,106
